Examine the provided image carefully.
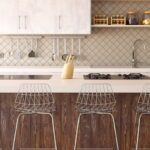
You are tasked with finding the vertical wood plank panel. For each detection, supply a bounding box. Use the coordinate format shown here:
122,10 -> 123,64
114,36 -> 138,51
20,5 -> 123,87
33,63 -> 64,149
20,115 -> 31,148
120,94 -> 132,150
0,94 -> 15,150
40,113 -> 54,148
0,93 -> 149,150
54,94 -> 62,150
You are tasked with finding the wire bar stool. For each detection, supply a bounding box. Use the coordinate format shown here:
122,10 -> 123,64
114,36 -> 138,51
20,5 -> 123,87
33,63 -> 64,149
74,83 -> 119,150
136,84 -> 150,150
12,83 -> 57,150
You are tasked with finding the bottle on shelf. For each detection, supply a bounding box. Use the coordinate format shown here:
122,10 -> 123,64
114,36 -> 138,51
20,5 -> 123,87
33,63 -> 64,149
127,11 -> 139,25
143,10 -> 150,25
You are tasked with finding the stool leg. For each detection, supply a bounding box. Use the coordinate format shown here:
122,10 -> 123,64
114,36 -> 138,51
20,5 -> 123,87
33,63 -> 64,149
48,113 -> 57,150
110,113 -> 119,150
135,112 -> 138,125
136,113 -> 143,150
12,113 -> 24,150
74,113 -> 82,150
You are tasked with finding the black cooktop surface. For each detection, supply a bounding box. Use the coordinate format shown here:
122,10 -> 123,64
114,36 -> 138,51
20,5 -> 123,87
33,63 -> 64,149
83,73 -> 150,80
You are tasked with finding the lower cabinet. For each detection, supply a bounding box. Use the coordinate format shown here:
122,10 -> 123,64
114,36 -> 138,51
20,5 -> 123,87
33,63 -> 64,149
0,93 -> 150,150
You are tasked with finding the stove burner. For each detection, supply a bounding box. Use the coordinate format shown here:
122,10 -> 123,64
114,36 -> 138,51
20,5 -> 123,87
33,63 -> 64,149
119,73 -> 145,79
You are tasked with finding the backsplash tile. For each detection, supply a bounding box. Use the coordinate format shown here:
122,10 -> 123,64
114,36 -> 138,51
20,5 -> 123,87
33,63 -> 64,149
0,1 -> 150,67
0,28 -> 149,67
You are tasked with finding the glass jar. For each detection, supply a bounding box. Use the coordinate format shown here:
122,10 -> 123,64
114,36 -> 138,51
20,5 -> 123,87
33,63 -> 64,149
127,11 -> 138,25
143,11 -> 150,25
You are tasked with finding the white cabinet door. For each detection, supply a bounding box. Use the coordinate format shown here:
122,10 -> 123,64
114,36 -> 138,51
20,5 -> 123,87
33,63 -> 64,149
58,0 -> 73,34
73,0 -> 91,34
31,0 -> 59,34
0,0 -> 18,34
18,0 -> 60,34
0,0 -> 91,34
17,0 -> 34,33
59,0 -> 91,34
17,0 -> 91,34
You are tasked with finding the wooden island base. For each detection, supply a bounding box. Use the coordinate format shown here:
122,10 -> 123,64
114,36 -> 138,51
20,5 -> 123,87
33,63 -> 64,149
0,93 -> 150,150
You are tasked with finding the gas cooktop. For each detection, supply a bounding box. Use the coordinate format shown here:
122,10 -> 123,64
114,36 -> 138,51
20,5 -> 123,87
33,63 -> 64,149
83,73 -> 150,80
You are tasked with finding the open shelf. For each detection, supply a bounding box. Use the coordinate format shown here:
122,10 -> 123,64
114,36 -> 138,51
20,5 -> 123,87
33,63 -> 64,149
92,25 -> 150,28
92,0 -> 150,2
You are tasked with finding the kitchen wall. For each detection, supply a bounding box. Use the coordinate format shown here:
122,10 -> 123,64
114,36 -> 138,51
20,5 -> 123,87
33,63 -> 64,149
0,1 -> 150,67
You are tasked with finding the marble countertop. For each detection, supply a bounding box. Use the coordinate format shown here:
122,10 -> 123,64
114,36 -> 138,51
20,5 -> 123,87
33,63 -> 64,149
0,67 -> 149,93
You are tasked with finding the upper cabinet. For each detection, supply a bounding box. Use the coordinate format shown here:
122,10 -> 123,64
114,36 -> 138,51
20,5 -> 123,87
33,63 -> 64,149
0,0 -> 91,35
18,0 -> 60,34
0,0 -> 18,34
58,0 -> 91,34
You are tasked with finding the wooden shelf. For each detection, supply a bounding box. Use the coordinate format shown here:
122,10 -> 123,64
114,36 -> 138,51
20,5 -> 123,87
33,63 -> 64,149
92,25 -> 150,28
92,0 -> 150,2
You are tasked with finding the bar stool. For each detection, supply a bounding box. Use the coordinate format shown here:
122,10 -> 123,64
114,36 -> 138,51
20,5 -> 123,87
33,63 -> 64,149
74,83 -> 119,150
12,83 -> 57,150
136,84 -> 150,150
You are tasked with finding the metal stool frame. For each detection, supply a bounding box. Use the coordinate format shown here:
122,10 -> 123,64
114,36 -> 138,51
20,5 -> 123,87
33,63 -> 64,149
74,83 -> 119,150
12,83 -> 57,150
136,84 -> 150,150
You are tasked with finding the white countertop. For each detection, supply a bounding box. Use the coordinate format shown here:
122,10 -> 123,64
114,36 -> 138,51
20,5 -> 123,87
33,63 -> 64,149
0,66 -> 150,93
0,66 -> 150,75
0,75 -> 149,93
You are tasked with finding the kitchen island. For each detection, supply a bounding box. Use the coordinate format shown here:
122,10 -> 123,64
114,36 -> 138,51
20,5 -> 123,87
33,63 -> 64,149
0,75 -> 150,150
